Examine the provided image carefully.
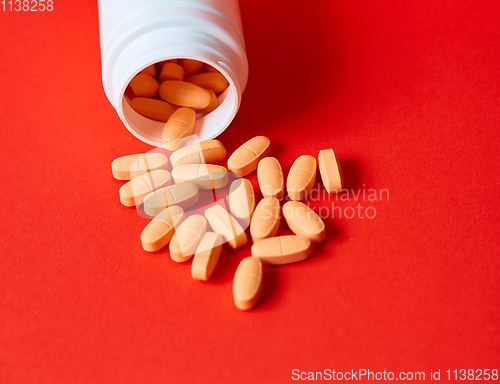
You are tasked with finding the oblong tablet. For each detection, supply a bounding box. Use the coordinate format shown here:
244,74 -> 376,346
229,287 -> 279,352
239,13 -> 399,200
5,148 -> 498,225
318,148 -> 343,193
129,73 -> 159,98
185,72 -> 229,95
282,201 -> 325,244
172,164 -> 228,190
204,205 -> 247,249
203,64 -> 218,73
158,62 -> 184,82
119,170 -> 171,207
162,107 -> 196,151
197,89 -> 219,114
228,178 -> 255,226
169,214 -> 207,262
250,197 -> 281,243
140,206 -> 185,252
130,97 -> 178,122
233,257 -> 263,311
179,59 -> 205,77
191,232 -> 223,281
156,59 -> 178,73
287,155 -> 317,201
227,136 -> 271,176
143,182 -> 199,217
111,153 -> 168,181
257,157 -> 284,200
140,64 -> 156,77
251,236 -> 311,265
159,80 -> 211,109
170,140 -> 226,168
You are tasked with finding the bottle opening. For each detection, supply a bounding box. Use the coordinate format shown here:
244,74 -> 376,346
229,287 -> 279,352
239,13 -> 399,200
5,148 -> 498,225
120,58 -> 238,147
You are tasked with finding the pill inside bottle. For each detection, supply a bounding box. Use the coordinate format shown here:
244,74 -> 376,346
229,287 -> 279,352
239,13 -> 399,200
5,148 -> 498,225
124,59 -> 232,143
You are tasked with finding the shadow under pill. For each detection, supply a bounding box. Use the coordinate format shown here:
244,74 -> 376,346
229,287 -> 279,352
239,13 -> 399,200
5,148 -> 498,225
209,247 -> 244,283
269,143 -> 285,159
257,266 -> 280,308
339,158 -> 363,191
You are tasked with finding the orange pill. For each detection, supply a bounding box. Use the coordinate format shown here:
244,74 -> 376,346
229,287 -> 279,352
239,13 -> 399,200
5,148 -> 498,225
191,232 -> 223,281
172,164 -> 228,190
250,197 -> 281,243
119,170 -> 171,207
233,257 -> 263,311
140,64 -> 157,77
227,136 -> 271,177
251,235 -> 312,265
124,85 -> 135,101
203,64 -> 219,73
162,107 -> 196,150
158,62 -> 185,82
142,182 -> 199,217
185,72 -> 229,95
129,73 -> 159,98
318,148 -> 343,193
170,140 -> 226,168
140,205 -> 185,252
156,59 -> 178,73
228,178 -> 255,226
159,80 -> 211,109
257,157 -> 284,200
205,205 -> 247,249
197,89 -> 219,114
129,97 -> 178,122
169,214 -> 207,262
282,201 -> 325,244
111,152 -> 168,181
287,155 -> 317,201
179,59 -> 205,77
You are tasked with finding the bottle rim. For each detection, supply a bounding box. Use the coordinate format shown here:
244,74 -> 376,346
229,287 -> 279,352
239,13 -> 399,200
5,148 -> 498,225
101,12 -> 248,146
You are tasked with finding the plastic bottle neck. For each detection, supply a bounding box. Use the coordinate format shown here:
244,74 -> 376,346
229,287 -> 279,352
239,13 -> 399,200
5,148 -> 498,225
101,8 -> 248,145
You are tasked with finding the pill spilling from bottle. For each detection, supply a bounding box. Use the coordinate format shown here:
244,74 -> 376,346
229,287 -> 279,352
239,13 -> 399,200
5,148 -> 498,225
112,58 -> 344,311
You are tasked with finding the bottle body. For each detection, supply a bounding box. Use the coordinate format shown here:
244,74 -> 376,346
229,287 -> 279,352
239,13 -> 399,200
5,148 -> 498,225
98,0 -> 248,146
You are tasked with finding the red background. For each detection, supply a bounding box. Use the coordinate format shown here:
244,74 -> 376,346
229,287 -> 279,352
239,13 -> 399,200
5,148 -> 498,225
1,0 -> 499,383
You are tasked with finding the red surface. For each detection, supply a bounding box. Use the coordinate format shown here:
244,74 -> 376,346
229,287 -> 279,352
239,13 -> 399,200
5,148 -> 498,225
1,1 -> 499,383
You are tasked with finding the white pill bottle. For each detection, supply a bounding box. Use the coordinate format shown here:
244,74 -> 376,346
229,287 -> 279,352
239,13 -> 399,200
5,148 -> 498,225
98,0 -> 248,146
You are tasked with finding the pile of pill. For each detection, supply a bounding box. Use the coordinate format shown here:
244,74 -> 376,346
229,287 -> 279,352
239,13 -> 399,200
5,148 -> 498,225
125,59 -> 229,150
112,136 -> 343,311
113,60 -> 343,311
